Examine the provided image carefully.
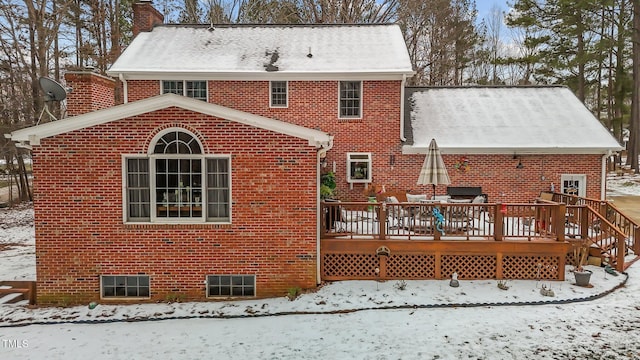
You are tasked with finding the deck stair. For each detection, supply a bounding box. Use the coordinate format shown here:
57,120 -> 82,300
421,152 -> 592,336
0,281 -> 36,305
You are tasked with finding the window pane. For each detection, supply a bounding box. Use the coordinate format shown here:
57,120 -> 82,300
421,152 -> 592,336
206,158 -> 230,221
126,159 -> 150,221
186,81 -> 207,101
271,81 -> 287,107
102,276 -> 114,286
339,81 -> 361,118
162,80 -> 183,95
207,275 -> 255,297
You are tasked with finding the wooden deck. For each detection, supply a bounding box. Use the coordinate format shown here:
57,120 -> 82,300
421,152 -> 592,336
321,196 -> 639,281
321,239 -> 571,281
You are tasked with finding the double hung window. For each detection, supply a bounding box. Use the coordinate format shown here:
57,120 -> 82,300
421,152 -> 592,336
339,81 -> 362,118
270,81 -> 287,107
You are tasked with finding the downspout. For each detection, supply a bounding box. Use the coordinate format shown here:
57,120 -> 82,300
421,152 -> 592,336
317,140 -> 333,285
400,75 -> 407,142
119,74 -> 128,104
601,152 -> 610,200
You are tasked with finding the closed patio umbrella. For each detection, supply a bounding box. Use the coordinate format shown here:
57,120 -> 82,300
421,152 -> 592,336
417,138 -> 451,198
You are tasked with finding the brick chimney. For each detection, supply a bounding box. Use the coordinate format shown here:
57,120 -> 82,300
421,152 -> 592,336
64,71 -> 116,117
133,0 -> 164,37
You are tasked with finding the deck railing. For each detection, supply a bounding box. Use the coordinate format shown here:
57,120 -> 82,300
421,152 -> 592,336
552,192 -> 640,269
322,201 -> 565,242
322,197 -> 635,272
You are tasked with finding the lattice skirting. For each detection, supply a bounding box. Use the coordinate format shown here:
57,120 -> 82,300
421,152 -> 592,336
322,253 -> 563,280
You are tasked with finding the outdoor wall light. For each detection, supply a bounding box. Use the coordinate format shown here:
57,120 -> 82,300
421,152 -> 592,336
514,154 -> 524,169
389,154 -> 395,166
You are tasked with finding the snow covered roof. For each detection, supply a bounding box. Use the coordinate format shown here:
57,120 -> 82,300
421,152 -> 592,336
403,86 -> 623,155
7,94 -> 332,148
107,24 -> 414,80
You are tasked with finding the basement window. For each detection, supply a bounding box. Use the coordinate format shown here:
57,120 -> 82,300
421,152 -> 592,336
101,275 -> 150,298
206,275 -> 255,297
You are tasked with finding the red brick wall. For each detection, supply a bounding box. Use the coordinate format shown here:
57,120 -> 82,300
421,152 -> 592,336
32,107 -> 318,304
126,79 -> 405,199
124,80 -> 605,202
372,153 -> 603,203
64,72 -> 115,116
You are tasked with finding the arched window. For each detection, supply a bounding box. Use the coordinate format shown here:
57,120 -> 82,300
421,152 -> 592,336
153,130 -> 202,154
123,129 -> 230,223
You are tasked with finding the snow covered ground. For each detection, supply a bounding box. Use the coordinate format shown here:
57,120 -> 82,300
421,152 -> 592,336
1,174 -> 640,359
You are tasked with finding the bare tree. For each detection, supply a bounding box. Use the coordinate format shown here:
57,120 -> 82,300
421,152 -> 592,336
630,0 -> 640,172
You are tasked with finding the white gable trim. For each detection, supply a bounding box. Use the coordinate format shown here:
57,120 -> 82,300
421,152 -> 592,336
109,71 -> 413,81
9,94 -> 333,148
402,145 -> 619,155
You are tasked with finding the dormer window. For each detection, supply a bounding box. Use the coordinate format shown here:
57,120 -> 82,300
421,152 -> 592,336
161,80 -> 207,101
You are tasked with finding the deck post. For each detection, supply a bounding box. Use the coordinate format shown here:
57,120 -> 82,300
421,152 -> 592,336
634,225 -> 640,257
494,204 -> 504,241
434,252 -> 441,279
556,203 -> 566,242
496,252 -> 503,279
617,232 -> 625,272
580,205 -> 589,240
378,203 -> 386,240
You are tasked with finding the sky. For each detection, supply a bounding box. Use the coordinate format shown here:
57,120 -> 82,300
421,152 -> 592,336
476,0 -> 510,19
1,173 -> 640,359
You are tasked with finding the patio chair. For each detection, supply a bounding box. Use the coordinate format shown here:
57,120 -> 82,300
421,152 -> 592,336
384,196 -> 410,230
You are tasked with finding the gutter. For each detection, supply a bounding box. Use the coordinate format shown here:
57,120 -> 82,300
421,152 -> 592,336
601,152 -> 610,200
400,74 -> 407,142
316,140 -> 334,285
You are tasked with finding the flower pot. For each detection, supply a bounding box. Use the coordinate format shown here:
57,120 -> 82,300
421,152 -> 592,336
574,269 -> 592,287
367,196 -> 376,211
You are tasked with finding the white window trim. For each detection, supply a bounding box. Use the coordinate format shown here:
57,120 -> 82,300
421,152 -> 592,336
269,81 -> 288,108
123,154 -> 233,225
160,80 -> 208,101
560,174 -> 587,197
122,128 -> 232,225
346,152 -> 372,184
338,81 -> 363,119
121,154 -> 150,224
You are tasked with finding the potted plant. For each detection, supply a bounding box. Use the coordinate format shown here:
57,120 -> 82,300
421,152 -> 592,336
320,171 -> 336,199
571,239 -> 592,286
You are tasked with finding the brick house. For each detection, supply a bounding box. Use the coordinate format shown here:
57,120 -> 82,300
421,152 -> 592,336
6,1 -> 622,304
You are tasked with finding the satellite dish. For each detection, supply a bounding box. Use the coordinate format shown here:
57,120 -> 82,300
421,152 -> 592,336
39,77 -> 67,102
37,77 -> 67,124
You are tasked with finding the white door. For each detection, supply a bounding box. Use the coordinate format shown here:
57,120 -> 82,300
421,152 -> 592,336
560,174 -> 586,197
